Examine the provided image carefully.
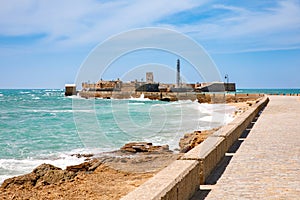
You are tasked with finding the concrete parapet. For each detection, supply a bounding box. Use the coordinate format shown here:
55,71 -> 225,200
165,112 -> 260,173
121,160 -> 200,200
211,124 -> 239,153
181,136 -> 225,184
218,96 -> 269,152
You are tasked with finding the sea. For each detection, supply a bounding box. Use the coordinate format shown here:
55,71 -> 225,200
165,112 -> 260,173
235,88 -> 300,95
0,88 -> 298,183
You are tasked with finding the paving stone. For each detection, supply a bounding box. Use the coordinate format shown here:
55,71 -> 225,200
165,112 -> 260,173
204,96 -> 300,199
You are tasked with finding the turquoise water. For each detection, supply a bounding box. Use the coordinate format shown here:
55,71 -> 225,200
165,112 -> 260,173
236,88 -> 300,94
1,88 -> 298,183
0,89 -> 235,183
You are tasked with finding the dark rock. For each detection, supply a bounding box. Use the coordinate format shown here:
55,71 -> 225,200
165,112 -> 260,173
71,153 -> 94,158
120,142 -> 170,153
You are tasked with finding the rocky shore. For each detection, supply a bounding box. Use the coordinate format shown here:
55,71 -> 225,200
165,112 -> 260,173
0,143 -> 180,200
0,134 -> 217,199
0,100 -> 254,199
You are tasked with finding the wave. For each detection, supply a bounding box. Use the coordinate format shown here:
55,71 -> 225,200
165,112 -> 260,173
65,95 -> 82,99
29,109 -> 95,113
199,115 -> 213,122
44,89 -> 63,92
0,156 -> 85,184
199,112 -> 235,124
0,146 -> 120,184
0,147 -> 109,184
128,102 -> 145,105
129,93 -> 151,101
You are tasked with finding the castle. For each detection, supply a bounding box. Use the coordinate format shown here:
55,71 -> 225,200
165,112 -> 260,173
66,59 -> 236,100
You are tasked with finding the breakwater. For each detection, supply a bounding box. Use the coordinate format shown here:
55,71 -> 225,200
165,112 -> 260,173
121,96 -> 269,200
79,91 -> 265,103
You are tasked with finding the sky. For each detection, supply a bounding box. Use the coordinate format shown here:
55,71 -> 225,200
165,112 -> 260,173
0,0 -> 300,89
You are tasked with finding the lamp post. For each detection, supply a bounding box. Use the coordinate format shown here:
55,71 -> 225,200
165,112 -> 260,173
224,74 -> 229,91
224,74 -> 229,84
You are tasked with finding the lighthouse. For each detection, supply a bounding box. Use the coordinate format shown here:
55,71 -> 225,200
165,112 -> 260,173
177,59 -> 180,88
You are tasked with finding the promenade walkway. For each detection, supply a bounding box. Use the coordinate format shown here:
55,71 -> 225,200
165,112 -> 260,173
199,96 -> 300,199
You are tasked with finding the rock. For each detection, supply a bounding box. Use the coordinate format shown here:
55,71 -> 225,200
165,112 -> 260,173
88,160 -> 102,171
33,164 -> 62,177
35,170 -> 76,187
66,159 -> 102,173
120,142 -> 170,153
179,128 -> 220,153
1,163 -> 77,190
71,153 -> 94,159
180,145 -> 192,153
1,173 -> 37,189
66,162 -> 92,173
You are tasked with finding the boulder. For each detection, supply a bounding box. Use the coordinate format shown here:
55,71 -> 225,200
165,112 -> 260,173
33,163 -> 62,177
179,128 -> 220,153
120,142 -> 170,153
66,162 -> 91,172
1,163 -> 77,189
66,160 -> 101,173
1,173 -> 37,189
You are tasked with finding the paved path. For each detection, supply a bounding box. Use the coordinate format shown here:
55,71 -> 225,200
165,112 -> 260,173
204,96 -> 300,199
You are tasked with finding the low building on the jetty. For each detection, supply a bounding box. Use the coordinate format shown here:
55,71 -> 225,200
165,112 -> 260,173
82,79 -> 122,91
196,82 -> 236,92
65,84 -> 77,96
82,79 -> 159,93
136,83 -> 159,92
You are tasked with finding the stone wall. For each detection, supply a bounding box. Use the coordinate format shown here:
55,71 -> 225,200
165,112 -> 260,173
79,91 -> 265,103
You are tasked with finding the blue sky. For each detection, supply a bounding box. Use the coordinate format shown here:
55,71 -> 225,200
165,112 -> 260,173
0,0 -> 299,89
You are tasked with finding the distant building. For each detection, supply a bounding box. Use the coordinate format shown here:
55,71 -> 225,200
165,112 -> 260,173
195,82 -> 236,92
146,72 -> 154,83
82,80 -> 121,91
65,84 -> 76,96
136,83 -> 159,92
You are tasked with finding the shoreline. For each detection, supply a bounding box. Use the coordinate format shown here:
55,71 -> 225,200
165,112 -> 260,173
0,99 -> 254,199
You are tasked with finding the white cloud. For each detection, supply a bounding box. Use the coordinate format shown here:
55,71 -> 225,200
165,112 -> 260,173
169,0 -> 300,52
0,0 -> 299,53
0,0 -> 208,48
